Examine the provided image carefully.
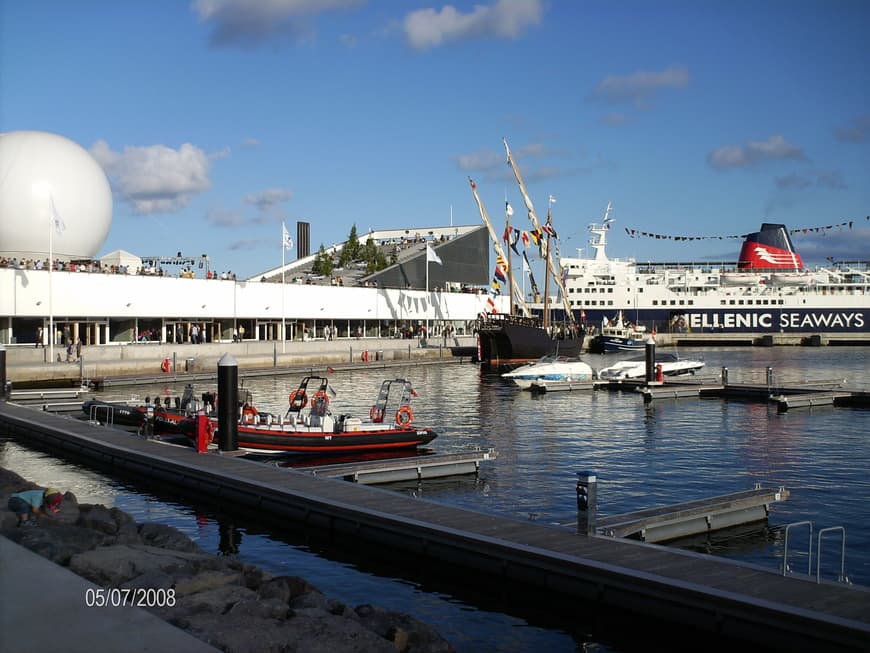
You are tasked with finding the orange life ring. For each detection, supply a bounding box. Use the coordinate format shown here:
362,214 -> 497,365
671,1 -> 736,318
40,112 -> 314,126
395,406 -> 413,426
361,350 -> 369,362
160,358 -> 171,373
288,390 -> 308,410
370,405 -> 384,423
242,405 -> 259,423
312,390 -> 330,407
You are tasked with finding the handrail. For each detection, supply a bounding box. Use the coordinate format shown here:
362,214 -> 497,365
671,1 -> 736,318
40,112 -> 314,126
782,520 -> 813,576
817,526 -> 848,584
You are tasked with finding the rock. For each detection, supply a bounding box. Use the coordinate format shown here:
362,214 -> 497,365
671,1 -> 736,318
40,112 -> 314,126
77,504 -> 122,534
69,544 -> 222,586
174,568 -> 243,596
120,569 -> 175,591
173,584 -> 259,618
227,596 -> 289,620
290,589 -> 329,612
356,604 -> 456,653
138,522 -> 201,552
2,522 -> 111,564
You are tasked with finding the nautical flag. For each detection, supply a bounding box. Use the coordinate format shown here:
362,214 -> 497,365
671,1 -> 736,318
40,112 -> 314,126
522,255 -> 530,273
496,254 -> 507,269
549,195 -> 557,204
506,201 -> 514,217
494,266 -> 507,283
282,222 -> 294,250
502,226 -> 511,242
49,195 -> 66,235
542,224 -> 558,238
529,229 -> 542,247
491,279 -> 502,293
510,229 -> 521,255
426,243 -> 442,265
521,231 -> 530,247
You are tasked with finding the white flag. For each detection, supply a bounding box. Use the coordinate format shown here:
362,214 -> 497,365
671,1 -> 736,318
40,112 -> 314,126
522,255 -> 530,273
426,244 -> 442,265
548,194 -> 557,204
506,201 -> 514,217
282,222 -> 294,250
49,195 -> 66,234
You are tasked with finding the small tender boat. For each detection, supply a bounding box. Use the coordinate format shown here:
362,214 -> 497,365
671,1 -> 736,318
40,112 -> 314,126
501,355 -> 594,390
720,272 -> 765,286
598,353 -> 705,380
82,384 -> 215,433
181,376 -> 437,455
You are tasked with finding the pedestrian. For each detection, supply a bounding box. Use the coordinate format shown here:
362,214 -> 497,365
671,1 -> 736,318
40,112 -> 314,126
191,324 -> 199,344
75,338 -> 82,360
7,487 -> 63,527
239,324 -> 245,340
36,326 -> 43,348
233,327 -> 239,342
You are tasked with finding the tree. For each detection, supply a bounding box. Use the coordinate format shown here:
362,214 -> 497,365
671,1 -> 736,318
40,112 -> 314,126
312,244 -> 333,276
339,224 -> 361,267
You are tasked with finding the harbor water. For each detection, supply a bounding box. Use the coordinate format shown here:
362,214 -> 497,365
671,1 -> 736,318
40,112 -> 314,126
2,346 -> 868,652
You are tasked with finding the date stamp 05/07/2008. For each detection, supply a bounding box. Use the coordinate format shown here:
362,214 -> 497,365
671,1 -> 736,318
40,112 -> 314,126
84,588 -> 176,608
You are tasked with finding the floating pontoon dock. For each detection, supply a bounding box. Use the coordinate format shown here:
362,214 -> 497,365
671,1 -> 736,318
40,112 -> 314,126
1,402 -> 868,652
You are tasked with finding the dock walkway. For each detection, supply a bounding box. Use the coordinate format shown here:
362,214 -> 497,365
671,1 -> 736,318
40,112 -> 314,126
1,402 -> 869,652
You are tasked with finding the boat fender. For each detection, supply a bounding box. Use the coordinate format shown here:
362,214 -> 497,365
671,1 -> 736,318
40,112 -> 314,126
370,405 -> 384,423
361,350 -> 369,362
395,405 -> 413,426
161,358 -> 171,373
655,363 -> 664,383
289,390 -> 308,410
242,404 -> 259,423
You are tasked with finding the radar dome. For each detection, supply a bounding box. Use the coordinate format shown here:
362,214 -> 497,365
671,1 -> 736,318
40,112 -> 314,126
0,131 -> 112,260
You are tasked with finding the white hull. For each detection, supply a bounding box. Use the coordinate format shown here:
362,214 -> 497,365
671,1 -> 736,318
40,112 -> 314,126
502,356 -> 594,390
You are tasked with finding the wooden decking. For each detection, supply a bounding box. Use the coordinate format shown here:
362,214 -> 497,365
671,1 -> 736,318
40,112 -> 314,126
1,402 -> 868,652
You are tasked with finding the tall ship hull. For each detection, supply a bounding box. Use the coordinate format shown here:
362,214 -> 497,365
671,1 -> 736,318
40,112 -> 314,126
542,222 -> 868,337
476,314 -> 583,365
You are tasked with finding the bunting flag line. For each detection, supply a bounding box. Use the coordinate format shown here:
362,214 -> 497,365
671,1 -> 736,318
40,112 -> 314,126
494,265 -> 507,283
624,219 -> 860,241
510,229 -> 521,255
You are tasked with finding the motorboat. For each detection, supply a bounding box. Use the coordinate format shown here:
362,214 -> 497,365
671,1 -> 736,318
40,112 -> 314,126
588,313 -> 651,353
598,353 -> 705,380
179,376 -> 437,455
501,355 -> 595,390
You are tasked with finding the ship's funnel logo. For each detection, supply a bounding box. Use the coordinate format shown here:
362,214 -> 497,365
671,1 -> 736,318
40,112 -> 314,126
753,246 -> 799,266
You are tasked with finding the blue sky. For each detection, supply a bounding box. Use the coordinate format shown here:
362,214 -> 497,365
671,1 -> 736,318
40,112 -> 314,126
2,0 -> 868,278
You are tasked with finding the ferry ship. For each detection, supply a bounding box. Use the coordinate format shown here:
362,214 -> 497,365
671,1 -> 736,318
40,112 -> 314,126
551,212 -> 868,337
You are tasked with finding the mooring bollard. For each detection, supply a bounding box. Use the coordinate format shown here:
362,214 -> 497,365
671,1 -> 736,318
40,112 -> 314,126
576,471 -> 597,536
767,366 -> 774,387
217,353 -> 238,452
0,344 -> 7,402
645,337 -> 656,383
721,366 -> 729,384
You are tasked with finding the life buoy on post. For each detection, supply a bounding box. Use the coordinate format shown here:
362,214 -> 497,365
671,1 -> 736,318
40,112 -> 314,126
161,358 -> 171,374
395,405 -> 413,426
288,390 -> 308,410
361,350 -> 369,362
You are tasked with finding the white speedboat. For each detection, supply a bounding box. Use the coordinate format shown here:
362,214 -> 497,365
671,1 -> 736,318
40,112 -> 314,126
502,355 -> 595,390
598,353 -> 705,380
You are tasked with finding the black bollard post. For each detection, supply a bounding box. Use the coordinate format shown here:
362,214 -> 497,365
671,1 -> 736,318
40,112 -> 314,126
217,353 -> 238,452
576,471 -> 597,536
0,345 -> 7,402
644,337 -> 656,384
721,366 -> 729,385
766,366 -> 774,388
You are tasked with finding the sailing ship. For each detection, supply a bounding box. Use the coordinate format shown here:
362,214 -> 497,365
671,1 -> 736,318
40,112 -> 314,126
472,139 -> 583,366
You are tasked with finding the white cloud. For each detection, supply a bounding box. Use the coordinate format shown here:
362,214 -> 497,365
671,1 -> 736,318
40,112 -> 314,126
590,65 -> 689,107
206,207 -> 247,227
91,140 -> 211,214
707,134 -> 807,170
193,0 -> 362,47
245,188 -> 293,211
404,0 -> 543,50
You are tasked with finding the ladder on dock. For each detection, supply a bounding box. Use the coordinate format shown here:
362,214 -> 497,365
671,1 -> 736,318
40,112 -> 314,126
782,520 -> 851,584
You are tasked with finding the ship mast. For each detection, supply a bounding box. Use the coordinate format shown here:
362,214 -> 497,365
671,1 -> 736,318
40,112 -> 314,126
503,138 -> 576,327
542,203 -> 553,329
505,195 -> 514,315
468,177 -> 531,317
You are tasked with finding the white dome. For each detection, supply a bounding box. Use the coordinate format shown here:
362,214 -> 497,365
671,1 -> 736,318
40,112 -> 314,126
0,131 -> 112,260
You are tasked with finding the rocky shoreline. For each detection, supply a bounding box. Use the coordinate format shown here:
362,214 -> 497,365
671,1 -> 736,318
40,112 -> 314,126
1,467 -> 454,653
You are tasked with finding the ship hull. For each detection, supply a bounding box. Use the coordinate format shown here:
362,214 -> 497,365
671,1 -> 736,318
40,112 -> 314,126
476,314 -> 583,365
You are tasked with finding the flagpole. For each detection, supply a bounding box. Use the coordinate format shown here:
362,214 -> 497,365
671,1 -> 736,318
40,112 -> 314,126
48,200 -> 54,364
281,222 -> 286,354
425,247 -> 429,339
